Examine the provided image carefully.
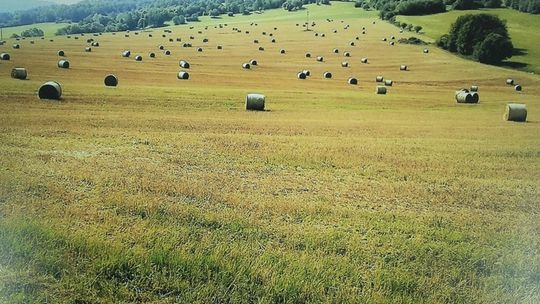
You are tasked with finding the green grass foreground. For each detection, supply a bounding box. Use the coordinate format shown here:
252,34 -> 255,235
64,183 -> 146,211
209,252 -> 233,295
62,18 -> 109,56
0,2 -> 539,303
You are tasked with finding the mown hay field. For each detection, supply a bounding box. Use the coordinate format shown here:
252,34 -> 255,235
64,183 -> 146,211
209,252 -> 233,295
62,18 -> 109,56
0,2 -> 539,303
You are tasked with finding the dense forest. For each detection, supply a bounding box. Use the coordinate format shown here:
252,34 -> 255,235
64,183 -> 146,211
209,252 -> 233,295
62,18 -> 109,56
0,0 -> 538,35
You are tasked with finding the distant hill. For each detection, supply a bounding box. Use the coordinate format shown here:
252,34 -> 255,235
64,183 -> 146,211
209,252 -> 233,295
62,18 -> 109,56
0,0 -> 80,12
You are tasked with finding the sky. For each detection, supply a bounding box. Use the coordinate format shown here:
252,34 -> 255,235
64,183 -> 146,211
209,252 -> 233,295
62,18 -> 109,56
0,0 -> 82,13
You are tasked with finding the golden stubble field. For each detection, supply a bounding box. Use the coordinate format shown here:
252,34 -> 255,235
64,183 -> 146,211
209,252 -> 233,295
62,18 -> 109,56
0,4 -> 539,303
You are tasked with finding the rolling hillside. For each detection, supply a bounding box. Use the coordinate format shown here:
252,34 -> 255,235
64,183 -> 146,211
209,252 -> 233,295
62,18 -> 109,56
397,8 -> 540,74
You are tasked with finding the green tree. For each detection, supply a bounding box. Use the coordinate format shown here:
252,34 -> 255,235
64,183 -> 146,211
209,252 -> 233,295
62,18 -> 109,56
473,32 -> 513,63
172,15 -> 185,25
20,27 -> 44,37
449,14 -> 510,55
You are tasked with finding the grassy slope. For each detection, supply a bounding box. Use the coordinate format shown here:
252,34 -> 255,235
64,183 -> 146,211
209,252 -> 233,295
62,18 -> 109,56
1,22 -> 70,39
397,8 -> 540,74
0,2 -> 539,303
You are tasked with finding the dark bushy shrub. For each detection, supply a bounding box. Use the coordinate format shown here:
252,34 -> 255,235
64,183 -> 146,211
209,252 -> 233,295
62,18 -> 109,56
397,0 -> 446,16
473,33 -> 513,63
439,14 -> 513,64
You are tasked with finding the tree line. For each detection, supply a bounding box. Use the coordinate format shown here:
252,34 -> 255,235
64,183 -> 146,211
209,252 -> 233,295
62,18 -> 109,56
0,0 -> 324,34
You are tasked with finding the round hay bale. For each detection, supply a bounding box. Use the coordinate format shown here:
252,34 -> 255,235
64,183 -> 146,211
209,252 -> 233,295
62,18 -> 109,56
13,44 -> 20,49
246,93 -> 265,111
250,59 -> 258,66
85,47 -> 92,52
348,77 -> 358,85
165,50 -> 171,55
470,92 -> 479,103
350,42 -> 355,46
159,45 -> 164,50
91,42 -> 99,47
177,71 -> 190,80
344,52 -> 350,57
280,49 -> 286,54
242,63 -> 251,69
58,60 -> 70,69
104,74 -> 118,87
390,42 -> 395,46
400,65 -> 408,71
391,36 -> 395,40
57,50 -> 65,56
323,71 -> 332,79
197,48 -> 203,52
382,38 -> 387,42
384,80 -> 393,86
179,60 -> 190,68
361,58 -> 368,63
135,55 -> 142,61
514,84 -> 522,91
259,47 -> 265,51
11,68 -> 27,80
271,38 -> 276,43
470,85 -> 478,92
269,33 -> 273,36
341,61 -> 349,67
74,37 -> 79,40
362,31 -> 366,34
122,50 -> 131,57
376,76 -> 384,82
149,52 -> 156,58
1,53 -> 10,60
38,81 -> 62,100
355,36 -> 359,40
506,79 -> 514,85
333,48 -> 339,54
297,72 -> 307,79
176,38 -> 181,42
87,38 -> 94,43
504,103 -> 527,122
254,39 -> 259,44
316,56 -> 324,62
305,53 -> 311,58
455,89 -> 478,103
302,70 -> 311,76
203,38 -> 209,43
169,38 -> 173,42
423,49 -> 429,53
217,45 -> 223,49
315,33 -> 319,37
376,86 -> 387,94
321,34 -> 325,37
